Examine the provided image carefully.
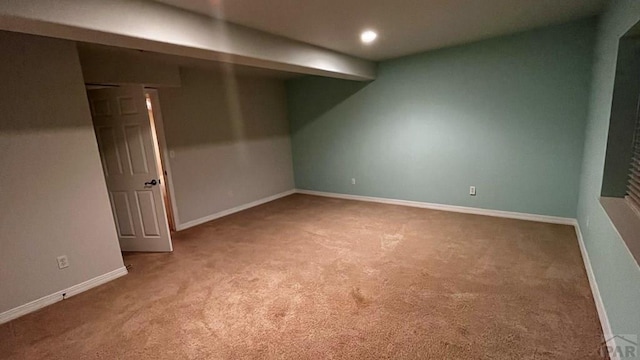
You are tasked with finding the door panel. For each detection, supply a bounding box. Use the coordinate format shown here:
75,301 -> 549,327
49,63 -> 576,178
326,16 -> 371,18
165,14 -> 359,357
96,126 -> 123,177
136,190 -> 161,237
124,125 -> 149,174
88,86 -> 172,252
90,98 -> 111,116
111,191 -> 136,237
117,96 -> 139,115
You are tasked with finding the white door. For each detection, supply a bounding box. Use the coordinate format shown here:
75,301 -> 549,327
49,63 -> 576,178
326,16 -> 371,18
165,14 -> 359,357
88,86 -> 173,252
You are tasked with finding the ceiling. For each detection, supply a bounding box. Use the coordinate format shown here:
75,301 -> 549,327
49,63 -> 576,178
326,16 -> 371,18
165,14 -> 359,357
154,0 -> 608,61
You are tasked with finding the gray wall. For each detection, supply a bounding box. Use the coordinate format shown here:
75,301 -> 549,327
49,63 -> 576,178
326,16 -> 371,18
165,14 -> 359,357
288,19 -> 596,218
577,0 -> 640,347
158,67 -> 294,226
0,32 -> 124,313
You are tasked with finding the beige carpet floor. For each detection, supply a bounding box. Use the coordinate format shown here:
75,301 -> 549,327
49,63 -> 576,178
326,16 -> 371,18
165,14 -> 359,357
0,194 -> 606,359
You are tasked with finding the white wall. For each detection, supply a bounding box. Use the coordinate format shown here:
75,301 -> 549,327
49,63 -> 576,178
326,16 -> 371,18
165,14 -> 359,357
0,31 -> 125,314
158,67 -> 295,226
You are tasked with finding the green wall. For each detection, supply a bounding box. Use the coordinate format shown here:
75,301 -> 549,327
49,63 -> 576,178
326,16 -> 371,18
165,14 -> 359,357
288,19 -> 596,218
577,0 -> 640,349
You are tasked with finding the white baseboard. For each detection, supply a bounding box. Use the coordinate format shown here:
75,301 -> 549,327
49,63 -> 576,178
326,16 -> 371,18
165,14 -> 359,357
296,189 -> 576,225
0,266 -> 128,325
176,189 -> 296,231
574,225 -> 616,359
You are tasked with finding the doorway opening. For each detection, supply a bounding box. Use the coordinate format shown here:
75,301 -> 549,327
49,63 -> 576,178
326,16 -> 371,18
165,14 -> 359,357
144,89 -> 177,232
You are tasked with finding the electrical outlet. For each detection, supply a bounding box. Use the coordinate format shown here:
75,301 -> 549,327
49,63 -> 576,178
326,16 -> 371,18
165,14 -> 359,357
57,255 -> 69,269
469,186 -> 476,196
351,178 -> 356,185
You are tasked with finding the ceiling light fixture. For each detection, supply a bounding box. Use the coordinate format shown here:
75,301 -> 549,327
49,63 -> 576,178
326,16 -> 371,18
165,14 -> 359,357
360,30 -> 378,44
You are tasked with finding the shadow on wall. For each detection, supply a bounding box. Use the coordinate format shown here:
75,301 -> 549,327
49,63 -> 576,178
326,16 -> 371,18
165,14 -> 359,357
149,66 -> 296,225
287,76 -> 372,134
0,37 -> 93,133
157,67 -> 291,148
0,93 -> 92,134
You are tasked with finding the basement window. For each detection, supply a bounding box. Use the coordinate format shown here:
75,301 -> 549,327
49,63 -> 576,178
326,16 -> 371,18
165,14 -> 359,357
627,120 -> 640,215
600,21 -> 640,266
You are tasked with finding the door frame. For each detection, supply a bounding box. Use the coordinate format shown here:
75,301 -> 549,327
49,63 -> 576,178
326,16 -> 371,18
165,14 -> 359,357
144,88 -> 181,230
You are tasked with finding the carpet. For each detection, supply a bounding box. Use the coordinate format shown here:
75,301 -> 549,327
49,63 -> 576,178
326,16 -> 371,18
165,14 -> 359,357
0,194 -> 606,359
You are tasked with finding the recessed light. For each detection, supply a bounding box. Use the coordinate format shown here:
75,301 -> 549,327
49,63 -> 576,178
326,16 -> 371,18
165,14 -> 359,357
360,30 -> 378,44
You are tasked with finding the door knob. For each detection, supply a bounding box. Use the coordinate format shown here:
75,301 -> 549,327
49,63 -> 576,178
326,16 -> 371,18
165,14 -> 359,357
145,179 -> 159,186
